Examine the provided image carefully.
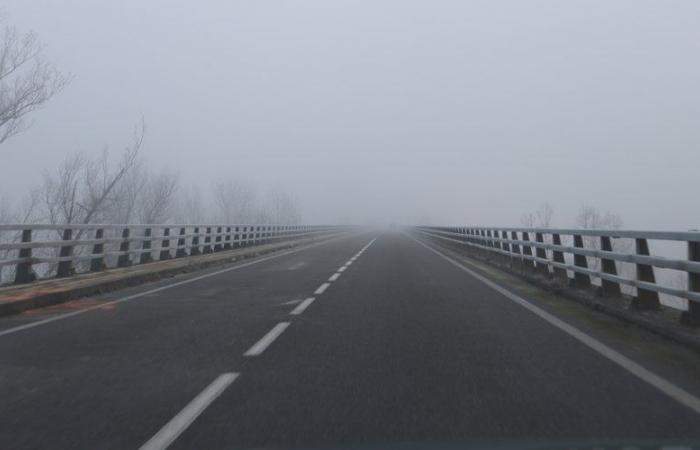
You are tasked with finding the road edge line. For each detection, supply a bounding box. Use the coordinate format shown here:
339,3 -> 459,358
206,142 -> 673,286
410,235 -> 700,415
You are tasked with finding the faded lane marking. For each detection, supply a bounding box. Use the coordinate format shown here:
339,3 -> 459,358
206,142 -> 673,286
279,299 -> 303,306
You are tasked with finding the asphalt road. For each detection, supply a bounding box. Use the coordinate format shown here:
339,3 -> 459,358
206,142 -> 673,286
0,231 -> 699,449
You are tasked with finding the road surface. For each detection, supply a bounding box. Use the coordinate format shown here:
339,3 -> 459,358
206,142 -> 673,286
0,231 -> 699,449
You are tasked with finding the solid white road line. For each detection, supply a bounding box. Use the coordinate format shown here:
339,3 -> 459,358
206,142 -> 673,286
328,273 -> 341,282
411,236 -> 700,416
0,234 -> 352,339
139,373 -> 239,450
314,283 -> 331,295
290,297 -> 316,315
244,322 -> 290,357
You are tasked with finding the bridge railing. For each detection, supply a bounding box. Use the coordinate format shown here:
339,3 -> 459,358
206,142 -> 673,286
0,224 -> 343,285
415,226 -> 700,325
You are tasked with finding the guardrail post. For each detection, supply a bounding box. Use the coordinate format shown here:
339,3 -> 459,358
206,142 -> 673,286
234,227 -> 241,247
203,227 -> 213,254
599,236 -> 621,297
551,233 -> 568,285
682,240 -> 700,325
117,227 -> 132,267
484,230 -> 492,261
175,227 -> 187,257
521,232 -> 534,273
500,231 -> 511,266
633,238 -> 660,309
191,227 -> 201,255
510,231 -> 522,271
160,227 -> 172,260
90,228 -> 106,272
14,229 -> 36,284
535,232 -> 549,277
139,228 -> 153,264
491,230 -> 500,262
572,234 -> 591,288
224,227 -> 232,250
214,226 -> 223,251
56,228 -> 75,278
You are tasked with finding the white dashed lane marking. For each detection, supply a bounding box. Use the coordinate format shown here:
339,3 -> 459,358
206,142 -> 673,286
314,283 -> 331,295
244,322 -> 290,357
140,373 -> 239,450
290,297 -> 316,315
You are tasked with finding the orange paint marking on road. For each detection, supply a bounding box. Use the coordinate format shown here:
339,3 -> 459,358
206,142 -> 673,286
20,298 -> 116,316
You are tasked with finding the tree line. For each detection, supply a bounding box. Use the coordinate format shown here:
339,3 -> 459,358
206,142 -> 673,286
0,17 -> 301,226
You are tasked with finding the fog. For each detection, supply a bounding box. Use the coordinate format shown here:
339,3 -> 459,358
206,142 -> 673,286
1,0 -> 699,229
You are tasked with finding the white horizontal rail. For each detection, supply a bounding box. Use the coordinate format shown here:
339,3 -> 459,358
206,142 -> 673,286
414,226 -> 700,308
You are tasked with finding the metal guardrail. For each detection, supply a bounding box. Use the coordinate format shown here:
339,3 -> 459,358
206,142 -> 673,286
0,224 -> 344,285
414,226 -> 700,325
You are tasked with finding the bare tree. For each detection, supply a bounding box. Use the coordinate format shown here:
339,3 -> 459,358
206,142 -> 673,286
106,159 -> 148,224
0,20 -> 70,145
574,203 -> 626,277
213,179 -> 257,223
264,186 -> 302,224
137,170 -> 179,224
40,120 -> 145,226
521,202 -> 554,228
0,195 -> 11,224
574,204 -> 623,231
173,184 -> 207,224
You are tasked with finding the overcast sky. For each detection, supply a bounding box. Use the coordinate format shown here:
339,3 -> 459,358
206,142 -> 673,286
1,0 -> 699,228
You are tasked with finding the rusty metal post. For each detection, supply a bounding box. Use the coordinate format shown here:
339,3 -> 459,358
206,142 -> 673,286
56,228 -> 75,278
600,236 -> 621,297
535,232 -> 549,277
90,228 -> 106,272
14,229 -> 36,283
160,227 -> 173,260
572,234 -> 591,288
117,227 -> 132,267
681,240 -> 700,325
632,238 -> 660,309
551,233 -> 568,285
139,228 -> 153,264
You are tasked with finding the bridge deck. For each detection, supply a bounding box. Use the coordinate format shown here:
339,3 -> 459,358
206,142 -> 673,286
0,231 -> 699,449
